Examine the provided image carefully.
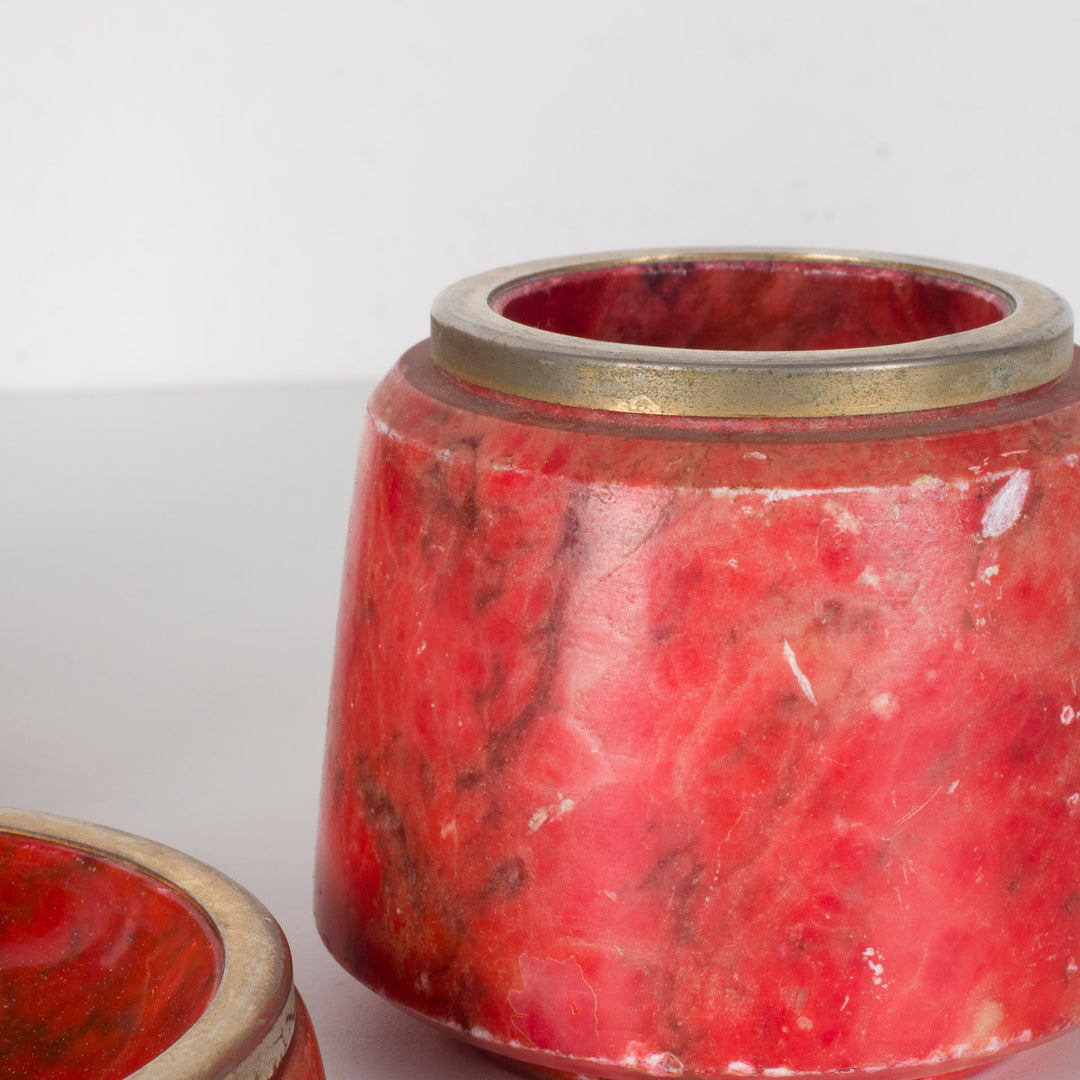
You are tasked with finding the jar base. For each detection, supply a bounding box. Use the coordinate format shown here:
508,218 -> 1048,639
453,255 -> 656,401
481,1049 -> 992,1080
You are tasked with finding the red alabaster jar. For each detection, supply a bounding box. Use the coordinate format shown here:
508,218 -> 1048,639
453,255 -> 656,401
0,807 -> 325,1080
316,249 -> 1080,1080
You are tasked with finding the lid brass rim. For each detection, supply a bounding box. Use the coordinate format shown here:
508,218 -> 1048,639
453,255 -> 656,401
0,807 -> 295,1080
430,248 -> 1075,417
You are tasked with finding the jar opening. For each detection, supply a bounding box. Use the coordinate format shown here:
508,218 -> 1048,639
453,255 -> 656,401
432,250 -> 1072,416
492,259 -> 1011,352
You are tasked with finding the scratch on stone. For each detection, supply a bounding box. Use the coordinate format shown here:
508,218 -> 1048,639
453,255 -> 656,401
890,786 -> 944,835
720,808 -> 748,847
782,639 -> 816,705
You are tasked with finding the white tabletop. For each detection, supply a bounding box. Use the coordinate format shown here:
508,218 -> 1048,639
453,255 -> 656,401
1,384 -> 1076,1080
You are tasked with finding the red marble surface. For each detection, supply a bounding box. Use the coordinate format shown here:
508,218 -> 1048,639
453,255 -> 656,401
493,259 -> 1008,351
0,832 -> 223,1079
316,340 -> 1080,1080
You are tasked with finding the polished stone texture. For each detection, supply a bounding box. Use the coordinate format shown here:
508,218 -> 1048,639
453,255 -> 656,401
0,833 -> 223,1079
317,339 -> 1080,1080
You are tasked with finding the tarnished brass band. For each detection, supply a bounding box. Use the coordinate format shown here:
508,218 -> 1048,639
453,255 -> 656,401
430,249 -> 1074,417
0,808 -> 295,1080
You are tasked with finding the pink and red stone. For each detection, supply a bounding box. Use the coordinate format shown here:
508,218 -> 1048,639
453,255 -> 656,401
0,833 -> 222,1079
0,832 -> 324,1080
316,259 -> 1080,1079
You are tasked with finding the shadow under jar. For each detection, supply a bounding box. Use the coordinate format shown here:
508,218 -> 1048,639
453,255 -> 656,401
316,249 -> 1080,1080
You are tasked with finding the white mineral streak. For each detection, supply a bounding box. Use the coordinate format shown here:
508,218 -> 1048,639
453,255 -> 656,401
857,566 -> 881,589
870,692 -> 898,720
710,484 -> 886,502
709,475 -> 982,512
782,640 -> 816,706
971,1001 -> 1005,1043
825,501 -> 862,533
372,414 -> 457,462
621,1047 -> 684,1074
644,1051 -> 684,1074
527,796 -> 576,832
863,947 -> 887,987
727,1064 -> 755,1077
981,469 -> 1031,538
763,485 -> 878,503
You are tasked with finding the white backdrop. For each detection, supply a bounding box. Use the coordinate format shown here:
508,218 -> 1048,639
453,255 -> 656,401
1,0 -> 1079,390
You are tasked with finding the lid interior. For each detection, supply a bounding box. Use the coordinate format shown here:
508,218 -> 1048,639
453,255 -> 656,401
0,831 -> 224,1080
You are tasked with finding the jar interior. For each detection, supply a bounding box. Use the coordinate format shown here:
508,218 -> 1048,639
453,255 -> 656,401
0,832 -> 224,1080
493,258 -> 1011,351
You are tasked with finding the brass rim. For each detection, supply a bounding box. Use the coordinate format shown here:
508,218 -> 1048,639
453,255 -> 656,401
430,249 -> 1074,417
0,807 -> 294,1080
